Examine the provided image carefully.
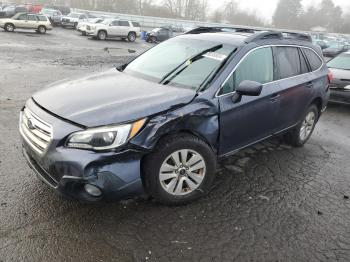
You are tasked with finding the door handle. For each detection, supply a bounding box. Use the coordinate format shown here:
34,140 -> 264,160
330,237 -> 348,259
270,93 -> 280,102
306,82 -> 313,88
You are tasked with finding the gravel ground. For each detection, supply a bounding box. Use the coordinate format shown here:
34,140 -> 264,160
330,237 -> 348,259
1,27 -> 350,262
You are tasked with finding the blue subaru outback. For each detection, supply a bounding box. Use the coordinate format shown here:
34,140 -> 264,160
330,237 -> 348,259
20,30 -> 331,205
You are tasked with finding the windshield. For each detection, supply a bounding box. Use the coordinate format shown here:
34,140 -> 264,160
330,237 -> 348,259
327,54 -> 350,70
124,38 -> 236,90
68,13 -> 80,18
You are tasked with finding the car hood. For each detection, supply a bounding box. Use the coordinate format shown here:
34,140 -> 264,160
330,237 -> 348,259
32,69 -> 197,127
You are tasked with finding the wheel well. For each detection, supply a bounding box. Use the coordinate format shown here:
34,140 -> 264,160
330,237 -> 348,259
98,29 -> 107,35
128,31 -> 136,36
5,23 -> 15,28
38,25 -> 46,29
310,97 -> 323,114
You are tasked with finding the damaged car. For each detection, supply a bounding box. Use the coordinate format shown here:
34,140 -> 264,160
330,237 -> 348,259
20,30 -> 330,205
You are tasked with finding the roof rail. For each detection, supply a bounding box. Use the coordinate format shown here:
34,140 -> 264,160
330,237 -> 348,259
185,26 -> 263,35
245,32 -> 283,43
281,32 -> 312,42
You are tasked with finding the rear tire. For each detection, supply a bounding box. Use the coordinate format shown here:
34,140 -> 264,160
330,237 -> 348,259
143,133 -> 216,205
4,23 -> 14,32
284,104 -> 319,147
127,32 -> 136,42
97,30 -> 107,40
38,25 -> 46,34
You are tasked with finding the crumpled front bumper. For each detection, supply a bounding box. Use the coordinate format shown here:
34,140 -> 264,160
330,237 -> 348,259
20,99 -> 146,202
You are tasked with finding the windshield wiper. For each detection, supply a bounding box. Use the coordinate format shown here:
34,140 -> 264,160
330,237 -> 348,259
159,44 -> 223,85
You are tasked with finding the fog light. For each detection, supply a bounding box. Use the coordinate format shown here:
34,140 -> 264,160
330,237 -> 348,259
84,184 -> 102,197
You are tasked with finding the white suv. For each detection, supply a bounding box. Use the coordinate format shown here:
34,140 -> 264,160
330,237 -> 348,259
0,13 -> 53,34
86,19 -> 141,42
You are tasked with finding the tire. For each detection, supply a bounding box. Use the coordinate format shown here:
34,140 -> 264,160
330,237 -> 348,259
284,104 -> 319,147
143,133 -> 216,205
127,32 -> 136,42
151,36 -> 158,43
74,22 -> 78,30
4,23 -> 14,32
97,30 -> 107,40
82,31 -> 86,36
38,26 -> 46,34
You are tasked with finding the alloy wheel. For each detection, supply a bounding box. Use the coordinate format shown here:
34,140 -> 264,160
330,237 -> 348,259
299,111 -> 316,141
159,149 -> 206,196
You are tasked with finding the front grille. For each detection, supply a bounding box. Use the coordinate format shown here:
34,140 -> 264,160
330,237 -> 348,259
20,108 -> 53,155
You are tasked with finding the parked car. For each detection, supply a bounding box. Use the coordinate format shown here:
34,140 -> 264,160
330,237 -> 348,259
313,39 -> 328,50
45,5 -> 70,15
0,12 -> 52,33
327,52 -> 350,105
19,30 -> 330,205
0,5 -> 27,18
40,8 -> 62,25
323,42 -> 350,58
25,4 -> 42,14
61,12 -> 94,29
77,17 -> 105,35
146,27 -> 173,43
86,19 -> 140,41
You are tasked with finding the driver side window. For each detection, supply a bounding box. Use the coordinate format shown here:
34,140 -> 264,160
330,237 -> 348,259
220,47 -> 274,95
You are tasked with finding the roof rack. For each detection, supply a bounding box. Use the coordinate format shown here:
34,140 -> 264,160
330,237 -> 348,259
184,26 -> 263,35
245,32 -> 283,42
185,26 -> 313,43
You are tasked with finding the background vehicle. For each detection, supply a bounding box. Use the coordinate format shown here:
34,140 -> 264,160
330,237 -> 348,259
0,12 -> 52,34
45,5 -> 70,15
0,5 -> 27,18
327,52 -> 350,104
146,27 -> 173,43
313,39 -> 329,50
40,8 -> 62,25
86,19 -> 140,42
323,42 -> 350,58
77,17 -> 105,35
61,12 -> 95,29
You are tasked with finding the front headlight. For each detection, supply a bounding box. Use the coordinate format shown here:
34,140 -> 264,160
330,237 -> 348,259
66,119 -> 146,150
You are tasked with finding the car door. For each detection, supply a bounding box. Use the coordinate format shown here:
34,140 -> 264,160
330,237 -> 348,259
273,46 -> 314,131
118,20 -> 130,36
218,46 -> 281,155
108,20 -> 120,36
27,14 -> 39,28
15,14 -> 28,28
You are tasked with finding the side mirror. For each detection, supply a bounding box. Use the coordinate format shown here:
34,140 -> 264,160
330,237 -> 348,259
232,80 -> 263,103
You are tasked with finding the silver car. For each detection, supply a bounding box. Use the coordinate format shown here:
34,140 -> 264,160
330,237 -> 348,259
40,8 -> 62,25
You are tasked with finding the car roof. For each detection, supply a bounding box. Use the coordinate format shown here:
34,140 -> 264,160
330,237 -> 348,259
179,32 -> 249,46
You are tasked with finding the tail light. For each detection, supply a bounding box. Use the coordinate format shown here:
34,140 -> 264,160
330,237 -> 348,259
327,71 -> 333,83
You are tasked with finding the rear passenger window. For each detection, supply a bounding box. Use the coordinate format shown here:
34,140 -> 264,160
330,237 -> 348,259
303,48 -> 323,71
27,15 -> 37,21
275,47 -> 302,79
119,21 -> 130,27
132,22 -> 140,27
220,47 -> 273,95
38,16 -> 48,21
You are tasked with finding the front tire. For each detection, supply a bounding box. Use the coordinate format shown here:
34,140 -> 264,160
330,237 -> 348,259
143,134 -> 216,205
285,104 -> 319,147
4,23 -> 14,32
97,30 -> 107,40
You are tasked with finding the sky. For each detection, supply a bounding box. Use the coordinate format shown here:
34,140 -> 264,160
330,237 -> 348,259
209,0 -> 350,23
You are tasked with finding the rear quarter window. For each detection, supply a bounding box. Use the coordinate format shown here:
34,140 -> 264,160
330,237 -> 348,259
303,48 -> 323,71
132,22 -> 140,27
37,16 -> 48,21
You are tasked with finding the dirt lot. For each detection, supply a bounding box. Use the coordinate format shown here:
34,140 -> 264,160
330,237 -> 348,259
1,27 -> 350,262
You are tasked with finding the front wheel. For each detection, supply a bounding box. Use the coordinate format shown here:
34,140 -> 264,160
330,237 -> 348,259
97,30 -> 107,40
284,104 -> 319,147
143,134 -> 216,205
4,23 -> 14,32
